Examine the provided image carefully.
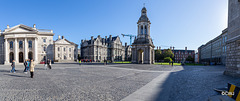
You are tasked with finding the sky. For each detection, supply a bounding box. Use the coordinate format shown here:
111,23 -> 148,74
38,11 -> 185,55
0,0 -> 228,51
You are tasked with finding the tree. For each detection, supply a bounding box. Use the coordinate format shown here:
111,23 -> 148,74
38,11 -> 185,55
186,55 -> 194,63
164,57 -> 172,62
162,49 -> 174,59
155,50 -> 161,61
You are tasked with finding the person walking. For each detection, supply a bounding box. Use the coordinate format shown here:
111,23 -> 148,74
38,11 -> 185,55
10,60 -> 16,73
49,60 -> 52,69
26,59 -> 30,72
30,60 -> 35,78
47,59 -> 50,69
23,59 -> 28,72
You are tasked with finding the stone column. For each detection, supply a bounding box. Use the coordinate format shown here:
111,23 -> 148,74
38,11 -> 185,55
24,38 -> 28,60
14,38 -> 18,63
4,38 -> 8,64
34,38 -> 38,63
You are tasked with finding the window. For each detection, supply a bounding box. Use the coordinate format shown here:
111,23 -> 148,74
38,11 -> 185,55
43,39 -> 46,43
145,26 -> 147,34
69,54 -> 71,57
69,48 -> 71,52
58,47 -> 60,51
58,54 -> 60,57
10,41 -> 13,49
64,48 -> 65,51
43,46 -> 46,51
141,26 -> 143,34
19,41 -> 23,48
28,41 -> 32,48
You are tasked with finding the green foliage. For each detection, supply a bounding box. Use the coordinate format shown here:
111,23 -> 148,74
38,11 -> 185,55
186,55 -> 194,62
155,50 -> 162,61
162,49 -> 174,59
164,57 -> 172,62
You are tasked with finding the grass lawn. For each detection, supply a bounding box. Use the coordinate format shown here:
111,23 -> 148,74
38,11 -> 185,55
185,63 -> 204,66
113,61 -> 132,63
154,62 -> 181,66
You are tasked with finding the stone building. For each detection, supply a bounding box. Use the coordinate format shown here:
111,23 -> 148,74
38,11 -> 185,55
131,7 -> 155,64
157,47 -> 195,63
224,0 -> 240,77
198,28 -> 228,65
125,43 -> 132,61
54,36 -> 78,62
81,35 -> 125,62
0,24 -> 54,64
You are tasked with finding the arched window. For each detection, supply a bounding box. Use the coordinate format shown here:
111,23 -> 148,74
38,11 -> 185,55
19,41 -> 23,48
43,46 -> 46,51
28,41 -> 32,48
10,41 -> 13,49
141,26 -> 143,34
145,26 -> 147,34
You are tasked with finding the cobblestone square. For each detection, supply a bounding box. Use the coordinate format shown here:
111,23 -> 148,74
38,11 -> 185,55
0,63 -> 239,101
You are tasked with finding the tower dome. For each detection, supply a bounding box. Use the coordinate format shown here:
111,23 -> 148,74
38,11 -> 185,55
138,7 -> 150,23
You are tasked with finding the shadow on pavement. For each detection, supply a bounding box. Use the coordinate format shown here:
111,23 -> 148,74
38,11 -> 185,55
4,74 -> 28,78
152,65 -> 240,101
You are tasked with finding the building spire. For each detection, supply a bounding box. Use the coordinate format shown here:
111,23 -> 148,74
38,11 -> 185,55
143,3 -> 145,7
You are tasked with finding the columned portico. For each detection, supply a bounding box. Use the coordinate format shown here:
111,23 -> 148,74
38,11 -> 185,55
14,38 -> 18,63
34,38 -> 38,62
4,38 -> 8,64
24,38 -> 28,60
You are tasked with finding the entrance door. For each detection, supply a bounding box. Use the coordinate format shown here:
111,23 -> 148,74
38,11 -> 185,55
19,52 -> 23,63
28,52 -> 33,60
138,49 -> 144,64
9,52 -> 14,63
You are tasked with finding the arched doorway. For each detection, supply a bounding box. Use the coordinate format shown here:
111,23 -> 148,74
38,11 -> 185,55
28,52 -> 33,60
19,52 -> 24,63
9,52 -> 14,63
138,49 -> 144,64
64,55 -> 67,60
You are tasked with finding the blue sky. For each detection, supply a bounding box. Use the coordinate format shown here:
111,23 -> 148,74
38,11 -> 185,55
0,0 -> 228,51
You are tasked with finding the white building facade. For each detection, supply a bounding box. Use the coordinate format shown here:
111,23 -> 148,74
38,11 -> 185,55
0,24 -> 54,64
54,36 -> 78,62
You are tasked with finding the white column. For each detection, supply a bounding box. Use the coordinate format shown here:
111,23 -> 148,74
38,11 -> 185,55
34,38 -> 38,63
4,38 -> 8,64
14,38 -> 18,63
24,38 -> 28,60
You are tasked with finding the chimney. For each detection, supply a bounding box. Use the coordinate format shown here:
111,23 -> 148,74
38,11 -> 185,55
170,46 -> 172,50
157,46 -> 158,50
7,25 -> 9,29
109,35 -> 112,41
62,36 -> 64,39
98,35 -> 100,38
33,24 -> 36,28
81,40 -> 83,43
91,36 -> 94,40
91,36 -> 94,44
105,36 -> 107,40
125,42 -> 127,47
58,35 -> 61,40
173,47 -> 175,51
185,47 -> 187,50
159,46 -> 161,50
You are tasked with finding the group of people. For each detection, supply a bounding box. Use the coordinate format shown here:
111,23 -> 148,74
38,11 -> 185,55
10,59 -> 52,78
10,59 -> 35,78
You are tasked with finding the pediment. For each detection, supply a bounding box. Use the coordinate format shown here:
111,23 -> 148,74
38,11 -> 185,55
5,24 -> 36,33
55,39 -> 72,45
